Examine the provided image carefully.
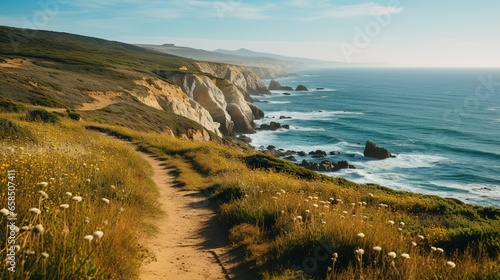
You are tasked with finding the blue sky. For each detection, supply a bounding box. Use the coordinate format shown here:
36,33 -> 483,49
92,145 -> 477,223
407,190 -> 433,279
1,0 -> 499,66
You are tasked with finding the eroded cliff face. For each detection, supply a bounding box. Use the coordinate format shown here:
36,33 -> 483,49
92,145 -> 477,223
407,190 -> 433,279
196,62 -> 270,100
160,72 -> 258,134
131,78 -> 223,137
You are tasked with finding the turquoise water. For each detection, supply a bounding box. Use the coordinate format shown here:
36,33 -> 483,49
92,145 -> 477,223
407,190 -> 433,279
250,68 -> 500,207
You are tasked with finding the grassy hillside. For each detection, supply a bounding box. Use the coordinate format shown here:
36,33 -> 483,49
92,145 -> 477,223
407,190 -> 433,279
3,113 -> 496,279
1,26 -> 499,279
0,26 -> 221,138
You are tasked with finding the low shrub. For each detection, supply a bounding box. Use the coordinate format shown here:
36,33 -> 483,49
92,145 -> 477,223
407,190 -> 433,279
25,108 -> 59,123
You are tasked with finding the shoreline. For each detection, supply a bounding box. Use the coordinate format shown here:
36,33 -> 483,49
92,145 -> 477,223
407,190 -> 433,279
242,72 -> 499,208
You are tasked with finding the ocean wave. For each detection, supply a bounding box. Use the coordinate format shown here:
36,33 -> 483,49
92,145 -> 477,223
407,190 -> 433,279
267,101 -> 291,104
289,126 -> 326,132
337,169 -> 412,190
427,181 -> 500,206
263,110 -> 363,121
356,153 -> 449,170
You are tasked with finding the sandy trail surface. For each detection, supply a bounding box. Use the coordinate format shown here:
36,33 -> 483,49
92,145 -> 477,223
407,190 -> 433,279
137,151 -> 255,280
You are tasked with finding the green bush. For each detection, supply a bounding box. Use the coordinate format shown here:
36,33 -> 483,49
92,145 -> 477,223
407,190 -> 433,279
68,111 -> 81,121
25,109 -> 59,123
0,118 -> 30,139
0,97 -> 25,113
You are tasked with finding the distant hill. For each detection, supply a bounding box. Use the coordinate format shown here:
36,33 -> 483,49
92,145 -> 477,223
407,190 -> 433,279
139,44 -> 389,78
0,25 -> 270,137
138,44 -> 295,78
214,48 -> 339,65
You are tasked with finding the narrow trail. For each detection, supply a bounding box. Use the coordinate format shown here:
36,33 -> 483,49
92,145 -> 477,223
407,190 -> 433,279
136,151 -> 255,280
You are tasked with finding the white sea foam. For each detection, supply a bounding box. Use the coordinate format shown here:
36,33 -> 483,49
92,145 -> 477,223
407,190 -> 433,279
289,126 -> 326,132
264,110 -> 363,121
358,154 -> 449,170
427,181 -> 500,206
267,101 -> 291,104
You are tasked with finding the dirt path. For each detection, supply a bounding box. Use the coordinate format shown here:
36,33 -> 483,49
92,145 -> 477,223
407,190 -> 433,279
137,151 -> 255,280
78,91 -> 120,111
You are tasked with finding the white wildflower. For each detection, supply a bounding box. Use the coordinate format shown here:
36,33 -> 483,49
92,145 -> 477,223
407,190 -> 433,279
84,235 -> 94,241
0,208 -> 9,216
388,252 -> 397,258
101,198 -> 110,204
446,261 -> 456,268
357,233 -> 365,238
72,196 -> 82,202
38,190 -> 49,199
93,230 -> 104,238
401,253 -> 410,259
33,224 -> 45,234
373,246 -> 382,252
29,208 -> 42,215
60,204 -> 69,209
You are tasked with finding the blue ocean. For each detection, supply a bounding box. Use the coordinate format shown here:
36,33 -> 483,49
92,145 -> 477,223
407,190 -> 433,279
250,68 -> 500,207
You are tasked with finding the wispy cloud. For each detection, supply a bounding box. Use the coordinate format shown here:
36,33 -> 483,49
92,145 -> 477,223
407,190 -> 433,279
68,0 -> 271,20
300,2 -> 404,21
179,1 -> 272,19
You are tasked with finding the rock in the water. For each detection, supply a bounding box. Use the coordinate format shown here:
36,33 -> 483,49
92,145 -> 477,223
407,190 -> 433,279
300,159 -> 354,172
237,135 -> 252,143
282,92 -> 292,96
248,103 -> 265,120
268,79 -> 293,91
257,121 -> 289,131
316,88 -> 325,90
298,151 -> 307,157
309,150 -> 327,158
363,140 -> 392,159
284,156 -> 297,161
279,116 -> 292,119
295,85 -> 309,91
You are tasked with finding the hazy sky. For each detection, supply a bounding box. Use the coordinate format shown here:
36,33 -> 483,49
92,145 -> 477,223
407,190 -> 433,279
1,0 -> 499,67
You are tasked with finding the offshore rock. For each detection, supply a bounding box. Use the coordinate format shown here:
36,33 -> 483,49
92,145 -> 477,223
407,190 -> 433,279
364,140 -> 392,159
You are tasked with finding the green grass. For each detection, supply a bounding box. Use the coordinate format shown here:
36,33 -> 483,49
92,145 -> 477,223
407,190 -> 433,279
0,117 -> 160,279
1,109 -> 499,279
93,125 -> 499,280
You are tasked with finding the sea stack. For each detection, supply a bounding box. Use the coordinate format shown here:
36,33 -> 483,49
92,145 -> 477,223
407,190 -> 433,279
363,140 -> 392,159
268,79 -> 293,91
295,85 -> 309,91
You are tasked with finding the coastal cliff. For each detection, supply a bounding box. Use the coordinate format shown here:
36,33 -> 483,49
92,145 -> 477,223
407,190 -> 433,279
0,26 -> 269,138
155,66 -> 266,134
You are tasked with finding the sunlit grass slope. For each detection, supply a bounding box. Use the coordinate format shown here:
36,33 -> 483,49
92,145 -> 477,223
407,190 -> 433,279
1,106 -> 499,279
91,124 -> 500,280
0,115 -> 160,279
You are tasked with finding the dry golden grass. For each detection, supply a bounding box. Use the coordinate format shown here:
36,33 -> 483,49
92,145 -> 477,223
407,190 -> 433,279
1,113 -> 498,279
116,125 -> 499,279
0,117 -> 160,279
